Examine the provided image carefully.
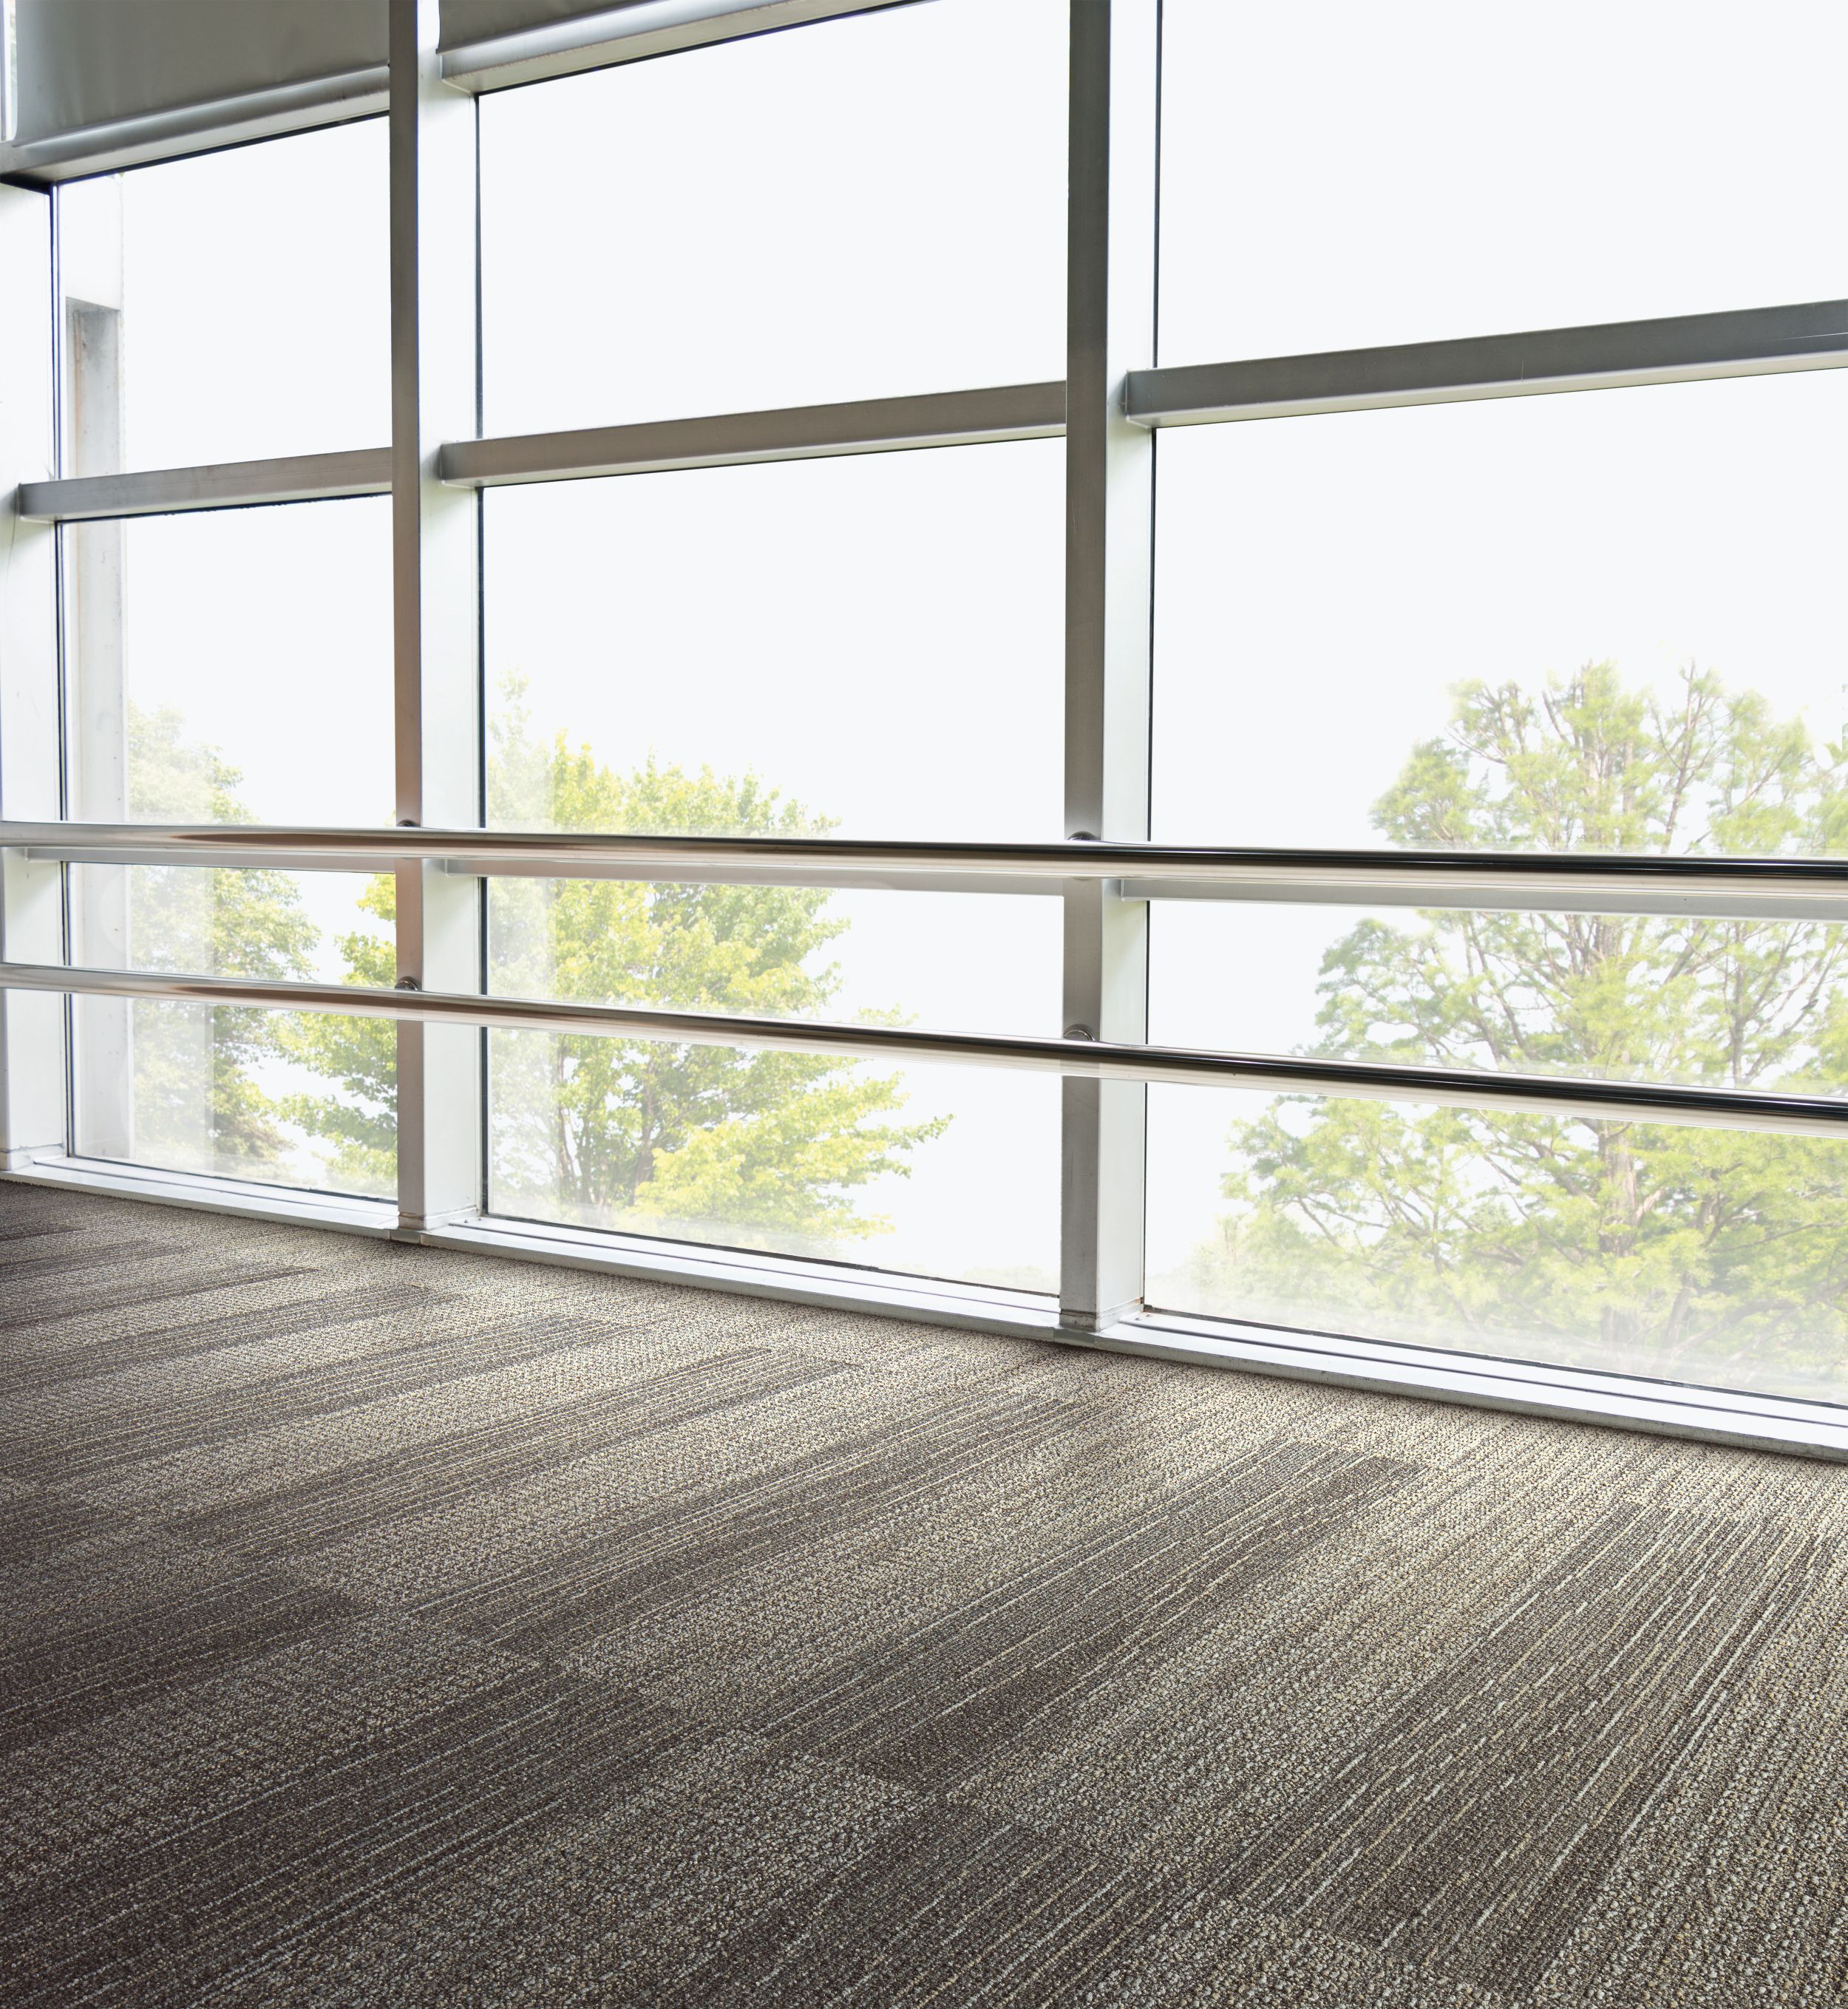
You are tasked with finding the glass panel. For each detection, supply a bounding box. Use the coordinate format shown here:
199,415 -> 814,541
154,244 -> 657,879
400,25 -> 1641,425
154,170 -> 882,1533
1152,373 -> 1848,853
1151,903 -> 1848,1098
484,849 -> 1060,1291
69,866 -> 395,1197
57,120 -> 389,474
483,443 -> 1064,840
480,0 -> 1067,435
1158,0 -> 1848,365
1146,1084 -> 1848,1407
490,1017 -> 1060,1292
65,499 -> 394,827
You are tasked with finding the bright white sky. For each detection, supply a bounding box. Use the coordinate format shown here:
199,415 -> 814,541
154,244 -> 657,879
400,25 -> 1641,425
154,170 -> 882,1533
58,0 -> 1848,1303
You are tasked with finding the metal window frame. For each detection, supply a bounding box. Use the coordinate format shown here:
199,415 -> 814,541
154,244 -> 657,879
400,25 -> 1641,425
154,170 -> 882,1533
9,299 -> 1843,528
5,0 -> 1848,1458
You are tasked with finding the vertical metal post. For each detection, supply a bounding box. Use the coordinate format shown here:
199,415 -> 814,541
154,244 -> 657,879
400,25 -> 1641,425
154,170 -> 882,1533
0,183 -> 66,1169
390,0 -> 482,1231
61,187 -> 139,1158
1061,0 -> 1157,1330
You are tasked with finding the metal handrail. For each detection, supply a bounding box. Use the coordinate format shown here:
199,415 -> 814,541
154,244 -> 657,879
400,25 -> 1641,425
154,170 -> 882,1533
11,821 -> 1848,919
5,958 -> 1846,1138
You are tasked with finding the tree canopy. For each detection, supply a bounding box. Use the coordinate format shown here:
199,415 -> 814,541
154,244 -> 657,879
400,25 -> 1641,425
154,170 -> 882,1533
273,681 -> 942,1245
476,685 -> 943,1244
1195,664 -> 1848,1396
113,704 -> 319,1174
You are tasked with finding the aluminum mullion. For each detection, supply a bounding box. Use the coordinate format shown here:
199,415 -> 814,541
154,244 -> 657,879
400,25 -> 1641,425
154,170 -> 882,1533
438,382 -> 1066,488
17,448 -> 394,524
1128,299 -> 1848,428
390,0 -> 483,1234
6,957 -> 1847,1140
1061,0 -> 1157,1333
0,181 -> 64,1171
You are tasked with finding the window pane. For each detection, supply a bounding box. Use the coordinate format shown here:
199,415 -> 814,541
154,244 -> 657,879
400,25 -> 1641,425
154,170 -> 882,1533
66,500 -> 395,827
480,0 -> 1067,435
69,865 -> 395,1198
491,1029 -> 1059,1291
1151,903 -> 1848,1098
483,444 -> 1063,840
58,121 -> 389,474
484,871 -> 1061,1290
1159,0 -> 1848,365
1152,373 -> 1848,853
1146,1085 -> 1848,1407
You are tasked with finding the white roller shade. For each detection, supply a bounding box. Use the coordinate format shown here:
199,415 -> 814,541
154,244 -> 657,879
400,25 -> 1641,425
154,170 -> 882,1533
10,0 -> 384,146
0,0 -> 907,178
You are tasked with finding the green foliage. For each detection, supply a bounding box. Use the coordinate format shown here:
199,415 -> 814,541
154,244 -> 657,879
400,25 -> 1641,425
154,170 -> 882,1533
273,875 -> 398,1193
119,706 -> 319,1173
291,679 -> 943,1245
1203,664 -> 1848,1393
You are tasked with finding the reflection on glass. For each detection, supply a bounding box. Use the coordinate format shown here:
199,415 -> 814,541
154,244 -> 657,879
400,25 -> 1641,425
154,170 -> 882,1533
480,693 -> 1061,1290
483,444 -> 1064,841
65,500 -> 394,827
58,120 -> 388,474
1147,1085 -> 1848,1406
1152,373 -> 1848,851
480,0 -> 1067,433
1159,0 -> 1848,364
69,866 -> 394,1197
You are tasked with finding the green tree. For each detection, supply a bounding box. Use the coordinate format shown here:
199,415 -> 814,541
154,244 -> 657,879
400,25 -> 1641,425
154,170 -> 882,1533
1199,663 -> 1848,1394
290,681 -> 944,1246
273,875 -> 398,1193
118,704 -> 319,1171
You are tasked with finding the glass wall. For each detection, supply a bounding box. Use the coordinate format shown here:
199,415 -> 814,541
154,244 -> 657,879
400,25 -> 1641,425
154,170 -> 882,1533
49,108 -> 391,1197
1147,1083 -> 1848,1407
480,440 -> 1067,1284
480,0 -> 1067,432
480,446 -> 1064,840
1146,1 -> 1848,1396
1158,0 -> 1848,363
68,866 -> 394,1196
1149,373 -> 1848,854
57,120 -> 389,474
10,1 -> 1846,1423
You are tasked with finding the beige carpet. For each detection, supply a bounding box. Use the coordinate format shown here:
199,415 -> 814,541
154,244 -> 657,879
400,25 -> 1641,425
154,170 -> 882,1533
1,1176 -> 1844,2007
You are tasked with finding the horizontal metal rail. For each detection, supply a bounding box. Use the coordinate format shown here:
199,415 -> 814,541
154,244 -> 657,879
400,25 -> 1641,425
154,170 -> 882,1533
12,389 -> 1059,523
438,382 -> 1066,489
13,302 -> 1842,525
1129,299 -> 1848,428
4,958 -> 1844,1138
12,823 -> 1848,921
441,0 -> 920,94
16,448 -> 393,525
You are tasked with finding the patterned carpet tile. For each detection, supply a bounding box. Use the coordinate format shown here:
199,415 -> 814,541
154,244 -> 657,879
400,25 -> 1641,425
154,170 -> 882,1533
6,1178 -> 1848,2008
3,1650 -> 693,2006
0,1530 -> 360,1761
745,1444 -> 1419,1792
1216,1505 -> 1834,1996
